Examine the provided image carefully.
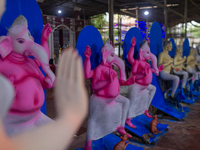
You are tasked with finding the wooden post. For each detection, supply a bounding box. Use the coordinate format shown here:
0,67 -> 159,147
108,0 -> 114,43
184,0 -> 188,38
136,6 -> 138,27
164,0 -> 167,42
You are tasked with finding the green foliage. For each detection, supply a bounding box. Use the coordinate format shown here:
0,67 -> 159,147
89,13 -> 109,43
90,13 -> 108,29
188,27 -> 200,38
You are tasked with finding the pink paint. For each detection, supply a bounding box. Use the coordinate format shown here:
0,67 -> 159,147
0,15 -> 55,136
84,39 -> 133,150
127,37 -> 162,86
126,37 -> 162,123
41,23 -> 52,59
0,52 -> 47,113
84,46 -> 94,79
125,118 -> 136,128
144,109 -> 152,118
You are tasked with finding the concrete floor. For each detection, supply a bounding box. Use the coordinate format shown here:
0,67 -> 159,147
46,87 -> 200,150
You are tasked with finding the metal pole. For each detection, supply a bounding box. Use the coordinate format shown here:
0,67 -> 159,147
184,0 -> 187,38
108,0 -> 114,43
164,0 -> 167,42
136,6 -> 138,27
118,13 -> 120,57
146,16 -> 148,38
119,16 -> 122,57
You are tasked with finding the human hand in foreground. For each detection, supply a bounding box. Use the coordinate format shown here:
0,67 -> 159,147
55,47 -> 88,122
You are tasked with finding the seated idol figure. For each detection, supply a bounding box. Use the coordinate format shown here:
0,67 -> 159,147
125,37 -> 163,128
0,48 -> 88,150
83,40 -> 134,150
186,48 -> 200,87
158,41 -> 180,101
173,46 -> 189,93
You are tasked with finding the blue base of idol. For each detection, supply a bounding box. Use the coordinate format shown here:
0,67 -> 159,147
149,22 -> 186,120
164,83 -> 190,112
189,80 -> 200,97
175,82 -> 194,105
0,0 -> 46,114
76,26 -> 143,150
185,80 -> 198,101
76,133 -> 143,150
125,115 -> 168,144
122,27 -> 168,143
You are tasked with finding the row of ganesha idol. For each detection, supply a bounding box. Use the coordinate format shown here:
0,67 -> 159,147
0,14 -> 198,150
75,24 -> 200,150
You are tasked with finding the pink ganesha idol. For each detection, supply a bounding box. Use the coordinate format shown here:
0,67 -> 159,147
0,15 -> 55,137
84,39 -> 135,150
125,37 -> 163,128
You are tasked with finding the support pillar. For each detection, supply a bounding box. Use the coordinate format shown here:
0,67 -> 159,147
49,32 -> 54,59
118,14 -> 122,57
108,0 -> 114,43
136,6 -> 138,27
164,0 -> 168,42
146,16 -> 148,38
184,0 -> 188,38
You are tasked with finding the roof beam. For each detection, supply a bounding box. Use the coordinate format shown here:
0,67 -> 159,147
120,9 -> 155,21
121,4 -> 179,11
46,0 -> 107,11
146,0 -> 190,21
120,9 -> 136,17
189,0 -> 200,10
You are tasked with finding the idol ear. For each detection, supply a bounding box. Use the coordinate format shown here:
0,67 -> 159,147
105,38 -> 110,45
0,36 -> 12,59
102,50 -> 107,65
110,41 -> 113,46
139,50 -> 144,60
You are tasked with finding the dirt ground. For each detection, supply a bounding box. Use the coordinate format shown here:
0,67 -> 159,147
46,87 -> 200,150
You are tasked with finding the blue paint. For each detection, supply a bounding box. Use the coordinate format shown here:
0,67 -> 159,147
183,38 -> 190,57
160,24 -> 165,39
76,25 -> 103,70
0,0 -> 46,114
175,82 -> 194,104
185,81 -> 199,101
149,22 -> 185,119
122,27 -> 143,67
188,79 -> 200,96
169,38 -> 176,58
76,133 -> 143,150
125,114 -> 168,144
0,0 -> 43,44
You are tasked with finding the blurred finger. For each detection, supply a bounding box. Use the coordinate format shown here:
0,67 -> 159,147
68,50 -> 78,83
62,48 -> 75,77
76,56 -> 84,85
57,50 -> 71,79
